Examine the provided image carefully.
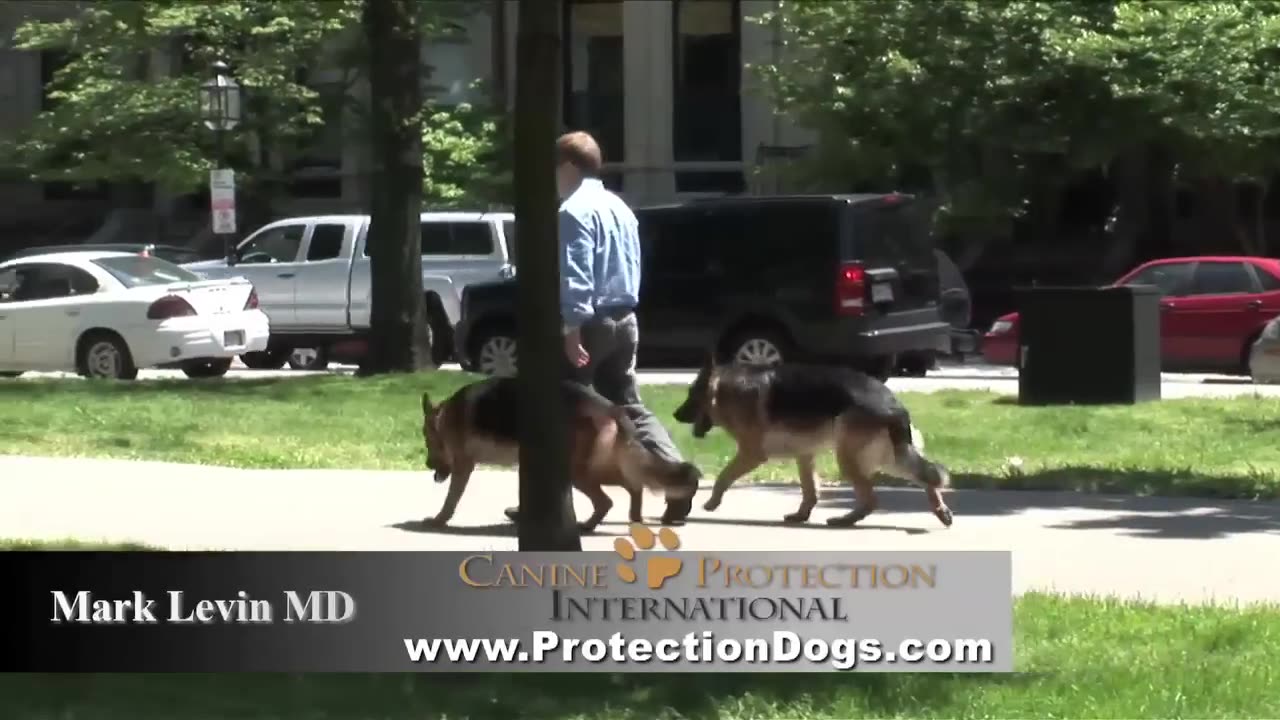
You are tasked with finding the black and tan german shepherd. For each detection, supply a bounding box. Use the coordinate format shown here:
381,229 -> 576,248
672,358 -> 953,528
421,376 -> 701,532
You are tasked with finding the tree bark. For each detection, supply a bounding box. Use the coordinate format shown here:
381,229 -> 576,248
359,0 -> 432,375
514,0 -> 580,551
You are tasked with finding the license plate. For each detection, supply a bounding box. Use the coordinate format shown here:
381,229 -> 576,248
871,283 -> 894,303
224,331 -> 245,347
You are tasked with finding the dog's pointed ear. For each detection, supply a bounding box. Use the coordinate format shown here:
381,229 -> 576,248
702,350 -> 716,373
421,392 -> 433,415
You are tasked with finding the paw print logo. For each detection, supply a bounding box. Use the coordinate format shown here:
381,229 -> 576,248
613,523 -> 683,590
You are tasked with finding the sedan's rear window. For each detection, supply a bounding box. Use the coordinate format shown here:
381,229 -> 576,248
92,255 -> 202,288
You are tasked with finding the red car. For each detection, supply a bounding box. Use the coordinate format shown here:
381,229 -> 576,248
983,256 -> 1280,374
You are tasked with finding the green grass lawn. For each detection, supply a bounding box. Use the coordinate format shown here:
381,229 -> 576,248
3,372 -> 1280,499
0,592 -> 1276,718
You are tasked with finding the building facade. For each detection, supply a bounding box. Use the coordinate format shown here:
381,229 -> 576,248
0,0 -> 814,242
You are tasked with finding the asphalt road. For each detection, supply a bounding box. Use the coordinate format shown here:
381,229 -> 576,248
3,455 -> 1278,605
12,359 -> 1280,398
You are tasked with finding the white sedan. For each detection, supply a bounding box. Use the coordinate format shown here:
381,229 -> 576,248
0,250 -> 270,380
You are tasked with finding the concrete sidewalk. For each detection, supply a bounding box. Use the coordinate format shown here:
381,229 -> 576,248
3,455 -> 1279,606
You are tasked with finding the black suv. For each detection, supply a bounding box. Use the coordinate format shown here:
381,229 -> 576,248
454,194 -> 954,378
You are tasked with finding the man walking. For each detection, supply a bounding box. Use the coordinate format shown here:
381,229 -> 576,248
506,131 -> 689,523
553,131 -> 684,463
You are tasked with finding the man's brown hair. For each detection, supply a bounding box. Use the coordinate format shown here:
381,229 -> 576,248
556,131 -> 603,177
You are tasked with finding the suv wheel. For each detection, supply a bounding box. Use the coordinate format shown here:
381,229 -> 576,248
726,329 -> 789,367
472,329 -> 518,377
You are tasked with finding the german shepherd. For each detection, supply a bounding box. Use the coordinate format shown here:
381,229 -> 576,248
421,376 -> 701,532
672,359 -> 953,528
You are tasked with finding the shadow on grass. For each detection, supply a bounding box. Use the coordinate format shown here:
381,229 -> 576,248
746,469 -> 1280,539
0,671 -> 1035,720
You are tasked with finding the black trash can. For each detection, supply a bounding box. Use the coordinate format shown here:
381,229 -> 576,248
1016,285 -> 1162,405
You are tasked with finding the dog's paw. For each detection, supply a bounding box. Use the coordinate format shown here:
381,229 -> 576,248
702,496 -> 722,512
934,507 -> 954,528
826,508 -> 871,528
424,516 -> 450,529
576,522 -> 600,535
614,523 -> 683,590
782,511 -> 811,525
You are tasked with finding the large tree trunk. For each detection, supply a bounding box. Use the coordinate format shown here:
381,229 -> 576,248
514,0 -> 580,551
359,0 -> 432,375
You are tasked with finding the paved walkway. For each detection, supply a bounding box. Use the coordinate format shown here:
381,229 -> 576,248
3,455 -> 1279,606
16,361 -> 1280,399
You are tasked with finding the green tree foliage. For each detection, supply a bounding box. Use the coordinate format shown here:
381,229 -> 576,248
4,0 -> 507,205
754,0 -> 1280,248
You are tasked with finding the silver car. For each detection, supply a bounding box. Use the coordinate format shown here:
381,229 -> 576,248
1249,315 -> 1280,383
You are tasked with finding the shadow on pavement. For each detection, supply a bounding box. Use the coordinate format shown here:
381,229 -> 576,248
678,514 -> 930,536
389,519 -> 633,539
748,480 -> 1280,540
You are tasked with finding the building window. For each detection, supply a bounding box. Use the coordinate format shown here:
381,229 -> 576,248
423,22 -> 481,105
287,76 -> 344,198
673,0 -> 742,166
562,0 -> 625,164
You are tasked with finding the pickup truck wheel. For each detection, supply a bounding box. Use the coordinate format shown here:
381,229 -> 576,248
288,347 -> 330,371
241,349 -> 290,370
424,299 -> 454,366
472,330 -> 519,377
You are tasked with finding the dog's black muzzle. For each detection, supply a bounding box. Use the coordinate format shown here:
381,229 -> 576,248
673,401 -> 697,424
691,414 -> 713,438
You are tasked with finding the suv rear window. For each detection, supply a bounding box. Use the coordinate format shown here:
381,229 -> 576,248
846,198 -> 934,266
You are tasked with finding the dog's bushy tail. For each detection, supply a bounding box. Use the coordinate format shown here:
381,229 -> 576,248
612,409 -> 701,500
889,416 -> 951,489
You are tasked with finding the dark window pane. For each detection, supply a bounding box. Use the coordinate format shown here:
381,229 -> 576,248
238,225 -> 305,264
673,0 -> 741,162
1189,262 -> 1255,296
563,0 -> 625,163
306,224 -> 346,261
675,170 -> 745,194
502,220 -> 516,260
1257,265 -> 1280,292
420,223 -> 453,255
420,222 -> 494,256
1122,263 -> 1194,297
446,223 -> 494,255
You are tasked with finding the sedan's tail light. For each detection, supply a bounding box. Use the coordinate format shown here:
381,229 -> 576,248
147,295 -> 197,320
245,288 -> 259,310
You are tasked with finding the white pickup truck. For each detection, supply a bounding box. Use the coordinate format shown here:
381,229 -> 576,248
185,211 -> 515,368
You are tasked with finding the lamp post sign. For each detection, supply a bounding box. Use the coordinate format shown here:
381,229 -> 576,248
209,168 -> 236,235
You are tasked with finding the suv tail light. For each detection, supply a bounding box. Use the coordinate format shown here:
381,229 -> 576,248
835,262 -> 866,316
245,288 -> 259,310
146,295 -> 197,320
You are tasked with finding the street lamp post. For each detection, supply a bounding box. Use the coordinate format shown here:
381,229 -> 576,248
199,60 -> 242,266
